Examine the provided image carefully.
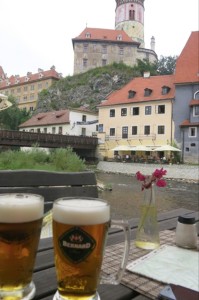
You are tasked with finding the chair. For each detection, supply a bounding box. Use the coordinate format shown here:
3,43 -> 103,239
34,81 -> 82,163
0,169 -> 98,213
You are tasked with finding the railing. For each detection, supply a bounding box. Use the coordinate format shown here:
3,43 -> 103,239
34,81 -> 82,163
0,130 -> 98,149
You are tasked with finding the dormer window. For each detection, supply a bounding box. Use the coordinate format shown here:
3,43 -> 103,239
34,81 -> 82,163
128,90 -> 136,99
144,88 -> 152,96
117,34 -> 122,41
25,77 -> 29,82
162,86 -> 170,95
39,73 -> 43,79
85,32 -> 91,38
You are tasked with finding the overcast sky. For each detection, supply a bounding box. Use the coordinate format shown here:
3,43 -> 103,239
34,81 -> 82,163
0,0 -> 198,77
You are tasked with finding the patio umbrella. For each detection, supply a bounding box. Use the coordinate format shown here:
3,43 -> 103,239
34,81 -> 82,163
154,145 -> 181,152
0,93 -> 12,111
133,145 -> 152,151
111,145 -> 132,151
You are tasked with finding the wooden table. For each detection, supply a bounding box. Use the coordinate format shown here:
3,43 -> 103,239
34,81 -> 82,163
33,208 -> 199,300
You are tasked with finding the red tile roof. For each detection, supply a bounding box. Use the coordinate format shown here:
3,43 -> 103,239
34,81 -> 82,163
175,31 -> 199,84
0,68 -> 62,89
19,110 -> 70,128
99,74 -> 175,106
72,27 -> 139,45
180,119 -> 199,127
189,99 -> 199,106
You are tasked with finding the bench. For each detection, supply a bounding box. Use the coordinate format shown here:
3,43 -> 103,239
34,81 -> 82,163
0,169 -> 98,212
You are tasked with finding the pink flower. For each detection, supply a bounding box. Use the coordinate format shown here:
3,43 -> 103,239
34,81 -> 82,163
136,168 -> 167,190
136,171 -> 146,181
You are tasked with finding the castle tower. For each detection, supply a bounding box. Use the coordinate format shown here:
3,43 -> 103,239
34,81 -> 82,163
115,0 -> 145,47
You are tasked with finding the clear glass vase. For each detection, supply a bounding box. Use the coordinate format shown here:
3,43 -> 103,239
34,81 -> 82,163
135,183 -> 160,250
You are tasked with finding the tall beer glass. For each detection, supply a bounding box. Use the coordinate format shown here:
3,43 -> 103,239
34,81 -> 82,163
53,197 -> 130,300
0,193 -> 44,299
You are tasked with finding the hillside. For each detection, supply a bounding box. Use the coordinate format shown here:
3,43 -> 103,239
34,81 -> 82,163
35,63 -> 138,113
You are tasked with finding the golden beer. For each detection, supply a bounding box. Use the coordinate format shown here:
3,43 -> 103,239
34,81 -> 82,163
0,193 -> 44,299
53,198 -> 110,300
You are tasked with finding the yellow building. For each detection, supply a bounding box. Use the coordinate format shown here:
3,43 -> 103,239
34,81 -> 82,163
97,74 -> 175,161
0,66 -> 62,112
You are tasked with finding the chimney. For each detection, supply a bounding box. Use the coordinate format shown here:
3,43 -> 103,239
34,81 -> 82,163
150,36 -> 155,51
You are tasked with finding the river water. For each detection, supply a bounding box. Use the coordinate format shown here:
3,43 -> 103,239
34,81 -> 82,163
96,172 -> 199,220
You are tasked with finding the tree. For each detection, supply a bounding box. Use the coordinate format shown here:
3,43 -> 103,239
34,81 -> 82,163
133,59 -> 158,77
0,96 -> 31,130
156,55 -> 177,75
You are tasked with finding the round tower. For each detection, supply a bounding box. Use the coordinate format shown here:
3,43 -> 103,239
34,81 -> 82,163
115,0 -> 145,47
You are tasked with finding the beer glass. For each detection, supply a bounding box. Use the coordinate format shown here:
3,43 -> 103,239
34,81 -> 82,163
0,193 -> 44,299
53,197 -> 130,300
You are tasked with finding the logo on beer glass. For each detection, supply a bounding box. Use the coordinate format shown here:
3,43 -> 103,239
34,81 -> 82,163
59,227 -> 96,263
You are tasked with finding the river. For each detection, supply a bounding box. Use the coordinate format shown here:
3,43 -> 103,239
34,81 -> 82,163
96,172 -> 199,220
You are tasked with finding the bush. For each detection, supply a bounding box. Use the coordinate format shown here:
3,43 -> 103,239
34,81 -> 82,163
0,147 -> 86,172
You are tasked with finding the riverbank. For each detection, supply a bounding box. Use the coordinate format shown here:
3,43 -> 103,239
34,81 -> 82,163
97,161 -> 199,182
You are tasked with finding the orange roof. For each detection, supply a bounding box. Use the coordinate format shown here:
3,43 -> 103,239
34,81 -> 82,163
19,110 -> 70,128
72,27 -> 138,45
99,74 -> 175,106
189,99 -> 199,106
0,68 -> 62,89
175,31 -> 199,84
180,119 -> 199,127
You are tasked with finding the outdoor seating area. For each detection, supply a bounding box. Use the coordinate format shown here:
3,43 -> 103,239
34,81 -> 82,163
0,170 -> 198,300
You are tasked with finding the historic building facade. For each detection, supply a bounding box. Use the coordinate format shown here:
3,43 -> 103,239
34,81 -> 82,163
0,66 -> 62,112
72,0 -> 157,74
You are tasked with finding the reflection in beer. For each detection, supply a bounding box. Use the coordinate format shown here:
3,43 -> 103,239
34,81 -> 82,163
53,198 -> 110,299
0,193 -> 44,297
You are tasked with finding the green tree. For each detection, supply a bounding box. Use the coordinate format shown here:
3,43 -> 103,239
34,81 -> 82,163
156,55 -> 177,75
0,96 -> 30,130
132,59 -> 158,77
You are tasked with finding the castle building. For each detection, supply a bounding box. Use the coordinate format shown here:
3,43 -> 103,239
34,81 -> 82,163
0,66 -> 62,112
72,0 -> 157,74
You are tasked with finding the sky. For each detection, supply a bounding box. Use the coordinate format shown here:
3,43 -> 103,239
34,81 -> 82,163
0,0 -> 198,78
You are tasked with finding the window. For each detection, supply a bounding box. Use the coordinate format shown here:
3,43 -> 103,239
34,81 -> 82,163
129,10 -> 135,20
82,115 -> 86,122
162,86 -> 170,95
194,106 -> 199,116
52,127 -> 56,134
30,107 -> 34,112
43,128 -> 47,133
189,127 -> 196,137
83,44 -> 88,52
102,59 -> 107,66
145,106 -> 152,115
17,88 -> 21,93
102,45 -> 107,54
23,95 -> 28,101
24,86 -> 28,91
110,128 -> 115,136
110,109 -> 115,117
81,128 -> 86,136
116,34 -> 122,41
30,94 -> 34,100
144,88 -> 152,96
128,90 -> 136,98
158,125 -> 165,134
119,46 -> 124,55
144,125 -> 150,135
131,107 -> 139,115
98,124 -> 104,133
85,32 -> 91,38
38,83 -> 42,89
156,105 -> 165,114
30,85 -> 34,90
58,127 -> 63,134
83,58 -> 88,67
121,108 -> 127,116
37,128 -> 41,133
122,126 -> 128,139
132,126 -> 137,135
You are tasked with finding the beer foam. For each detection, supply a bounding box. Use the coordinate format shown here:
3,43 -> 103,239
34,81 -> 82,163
53,199 -> 110,225
0,193 -> 44,223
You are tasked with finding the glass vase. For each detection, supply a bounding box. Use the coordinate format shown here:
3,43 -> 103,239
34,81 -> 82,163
135,183 -> 160,250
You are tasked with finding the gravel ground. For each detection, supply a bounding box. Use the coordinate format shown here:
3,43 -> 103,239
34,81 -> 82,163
97,161 -> 199,182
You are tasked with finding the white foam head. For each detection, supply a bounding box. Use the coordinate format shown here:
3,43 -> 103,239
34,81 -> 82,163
0,193 -> 44,223
53,198 -> 110,225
